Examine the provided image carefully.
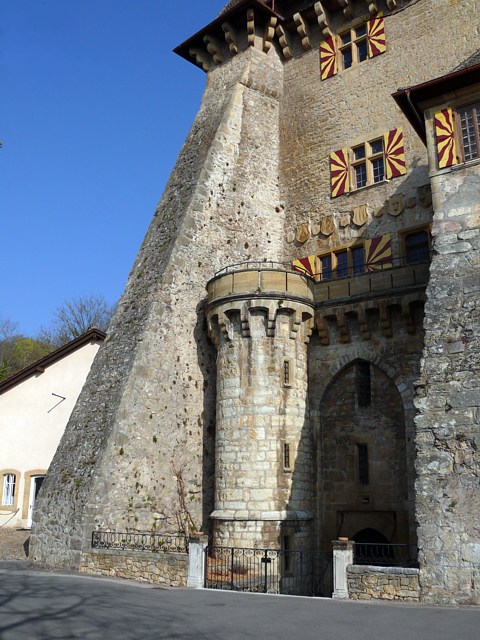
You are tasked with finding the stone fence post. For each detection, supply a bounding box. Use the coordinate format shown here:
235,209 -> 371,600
332,539 -> 354,600
187,534 -> 209,588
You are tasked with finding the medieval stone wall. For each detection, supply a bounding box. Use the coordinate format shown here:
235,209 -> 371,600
415,157 -> 480,604
279,0 -> 476,264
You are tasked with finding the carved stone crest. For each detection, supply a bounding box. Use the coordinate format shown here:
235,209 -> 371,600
311,222 -> 321,236
387,194 -> 405,217
286,230 -> 296,243
295,223 -> 310,244
417,184 -> 432,208
352,204 -> 369,226
406,196 -> 417,208
320,215 -> 336,236
339,214 -> 350,228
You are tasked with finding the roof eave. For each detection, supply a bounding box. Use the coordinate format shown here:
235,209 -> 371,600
0,328 -> 106,395
393,62 -> 480,145
173,0 -> 283,64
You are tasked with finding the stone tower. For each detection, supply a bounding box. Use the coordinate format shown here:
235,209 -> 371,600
31,0 -> 479,605
206,267 -> 314,548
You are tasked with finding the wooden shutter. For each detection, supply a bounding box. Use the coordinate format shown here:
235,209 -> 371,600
434,108 -> 459,168
292,255 -> 319,277
330,148 -> 350,197
365,235 -> 392,271
320,36 -> 337,80
367,13 -> 386,58
384,128 -> 407,179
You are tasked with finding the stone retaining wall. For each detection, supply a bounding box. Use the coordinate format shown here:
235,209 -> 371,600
347,565 -> 420,602
80,550 -> 188,587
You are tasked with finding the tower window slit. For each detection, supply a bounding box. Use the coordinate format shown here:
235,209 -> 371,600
357,361 -> 371,407
283,443 -> 291,470
357,444 -> 369,485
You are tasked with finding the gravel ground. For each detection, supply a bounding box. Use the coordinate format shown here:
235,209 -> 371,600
0,528 -> 30,560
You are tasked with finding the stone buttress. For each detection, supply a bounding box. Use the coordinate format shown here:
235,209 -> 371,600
30,40 -> 285,569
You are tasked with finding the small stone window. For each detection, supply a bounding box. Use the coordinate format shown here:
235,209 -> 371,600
351,138 -> 385,189
339,24 -> 368,70
282,359 -> 294,387
318,245 -> 366,281
405,230 -> 430,264
283,443 -> 291,471
458,101 -> 480,162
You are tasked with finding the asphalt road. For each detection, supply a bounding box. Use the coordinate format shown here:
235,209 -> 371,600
0,562 -> 479,640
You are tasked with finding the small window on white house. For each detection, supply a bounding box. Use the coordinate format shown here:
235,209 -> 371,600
2,474 -> 16,507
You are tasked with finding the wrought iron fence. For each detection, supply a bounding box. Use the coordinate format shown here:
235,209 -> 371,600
205,546 -> 332,597
354,543 -> 418,568
91,530 -> 188,554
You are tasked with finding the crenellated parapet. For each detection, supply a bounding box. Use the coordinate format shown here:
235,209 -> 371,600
174,0 -> 404,71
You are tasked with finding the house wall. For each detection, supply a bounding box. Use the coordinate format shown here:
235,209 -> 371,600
0,341 -> 101,528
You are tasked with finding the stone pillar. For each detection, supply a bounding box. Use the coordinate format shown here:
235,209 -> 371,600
206,268 -> 314,549
187,533 -> 209,588
332,539 -> 354,600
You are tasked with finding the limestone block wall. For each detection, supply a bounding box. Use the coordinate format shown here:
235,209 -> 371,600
279,0 -> 478,264
80,550 -> 188,587
415,158 -> 480,604
347,565 -> 420,601
30,45 -> 286,570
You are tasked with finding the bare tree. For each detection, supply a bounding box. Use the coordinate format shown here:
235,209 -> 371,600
39,295 -> 115,347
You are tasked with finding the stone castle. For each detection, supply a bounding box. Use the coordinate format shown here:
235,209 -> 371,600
31,0 -> 479,605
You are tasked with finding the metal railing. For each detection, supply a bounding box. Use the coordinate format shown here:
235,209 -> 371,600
212,255 -> 430,283
205,546 -> 332,597
300,254 -> 430,282
214,260 -> 299,278
354,543 -> 418,568
91,530 -> 188,554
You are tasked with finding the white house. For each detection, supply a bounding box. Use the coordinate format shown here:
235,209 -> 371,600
0,328 -> 105,528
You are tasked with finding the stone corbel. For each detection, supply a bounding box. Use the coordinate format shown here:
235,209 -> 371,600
247,8 -> 256,47
365,0 -> 379,14
378,302 -> 393,338
316,314 -> 330,346
293,12 -> 312,50
222,22 -> 239,56
337,0 -> 353,19
386,0 -> 397,8
336,310 -> 350,344
401,299 -> 415,335
263,16 -> 278,53
207,311 -> 232,347
240,306 -> 251,338
203,34 -> 223,65
189,47 -> 212,72
357,305 -> 371,341
314,2 -> 332,38
276,24 -> 293,59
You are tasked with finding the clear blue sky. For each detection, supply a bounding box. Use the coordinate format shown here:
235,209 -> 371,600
1,0 -> 227,336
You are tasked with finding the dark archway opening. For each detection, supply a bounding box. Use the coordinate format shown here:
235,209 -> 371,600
353,527 -> 394,566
